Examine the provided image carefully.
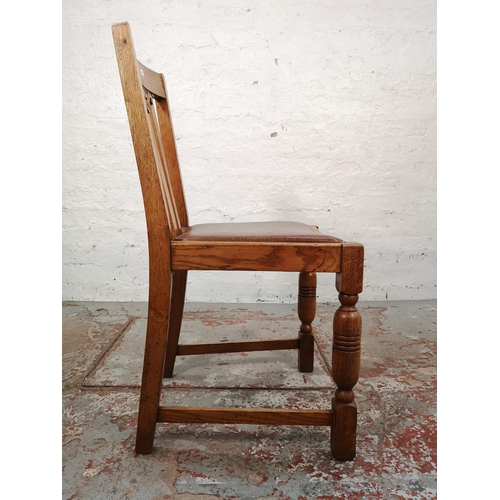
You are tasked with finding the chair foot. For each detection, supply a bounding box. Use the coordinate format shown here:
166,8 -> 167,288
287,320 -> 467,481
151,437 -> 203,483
135,273 -> 172,453
135,316 -> 167,454
298,331 -> 314,373
331,397 -> 357,461
135,434 -> 155,455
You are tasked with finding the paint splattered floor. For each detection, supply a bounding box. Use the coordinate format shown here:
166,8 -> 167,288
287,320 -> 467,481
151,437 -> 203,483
62,300 -> 437,499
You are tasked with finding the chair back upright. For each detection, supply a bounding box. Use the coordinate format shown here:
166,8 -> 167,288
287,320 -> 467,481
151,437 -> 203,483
112,22 -> 188,243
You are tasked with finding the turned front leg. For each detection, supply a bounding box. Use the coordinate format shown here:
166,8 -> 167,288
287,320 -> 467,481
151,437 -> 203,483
331,293 -> 361,460
331,243 -> 363,461
298,271 -> 316,372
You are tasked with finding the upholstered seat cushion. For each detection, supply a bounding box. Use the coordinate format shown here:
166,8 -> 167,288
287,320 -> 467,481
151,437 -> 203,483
174,221 -> 343,243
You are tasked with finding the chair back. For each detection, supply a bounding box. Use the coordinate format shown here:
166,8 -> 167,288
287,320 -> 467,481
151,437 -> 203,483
112,22 -> 188,240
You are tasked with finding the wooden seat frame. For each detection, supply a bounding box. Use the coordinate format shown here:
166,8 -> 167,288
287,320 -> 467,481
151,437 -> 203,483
112,22 -> 364,461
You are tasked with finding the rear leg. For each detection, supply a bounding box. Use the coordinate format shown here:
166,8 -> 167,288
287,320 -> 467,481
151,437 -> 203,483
163,270 -> 188,378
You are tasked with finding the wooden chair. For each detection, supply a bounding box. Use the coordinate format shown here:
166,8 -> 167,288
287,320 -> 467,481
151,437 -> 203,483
112,22 -> 364,461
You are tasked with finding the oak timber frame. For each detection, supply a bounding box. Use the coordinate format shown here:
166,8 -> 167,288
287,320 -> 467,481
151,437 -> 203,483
112,22 -> 364,461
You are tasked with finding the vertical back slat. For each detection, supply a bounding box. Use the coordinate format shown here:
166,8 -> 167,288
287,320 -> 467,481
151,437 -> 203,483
156,82 -> 189,227
146,95 -> 182,236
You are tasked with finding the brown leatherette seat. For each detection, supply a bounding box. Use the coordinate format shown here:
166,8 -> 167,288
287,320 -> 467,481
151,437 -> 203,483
174,221 -> 343,243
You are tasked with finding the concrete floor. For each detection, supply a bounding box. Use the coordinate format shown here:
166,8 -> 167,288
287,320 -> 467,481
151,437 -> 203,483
62,300 -> 437,499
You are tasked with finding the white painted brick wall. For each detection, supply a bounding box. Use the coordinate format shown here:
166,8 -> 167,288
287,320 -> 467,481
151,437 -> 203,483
62,0 -> 436,303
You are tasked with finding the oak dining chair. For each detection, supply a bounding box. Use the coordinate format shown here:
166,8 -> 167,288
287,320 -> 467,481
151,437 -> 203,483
112,22 -> 364,461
